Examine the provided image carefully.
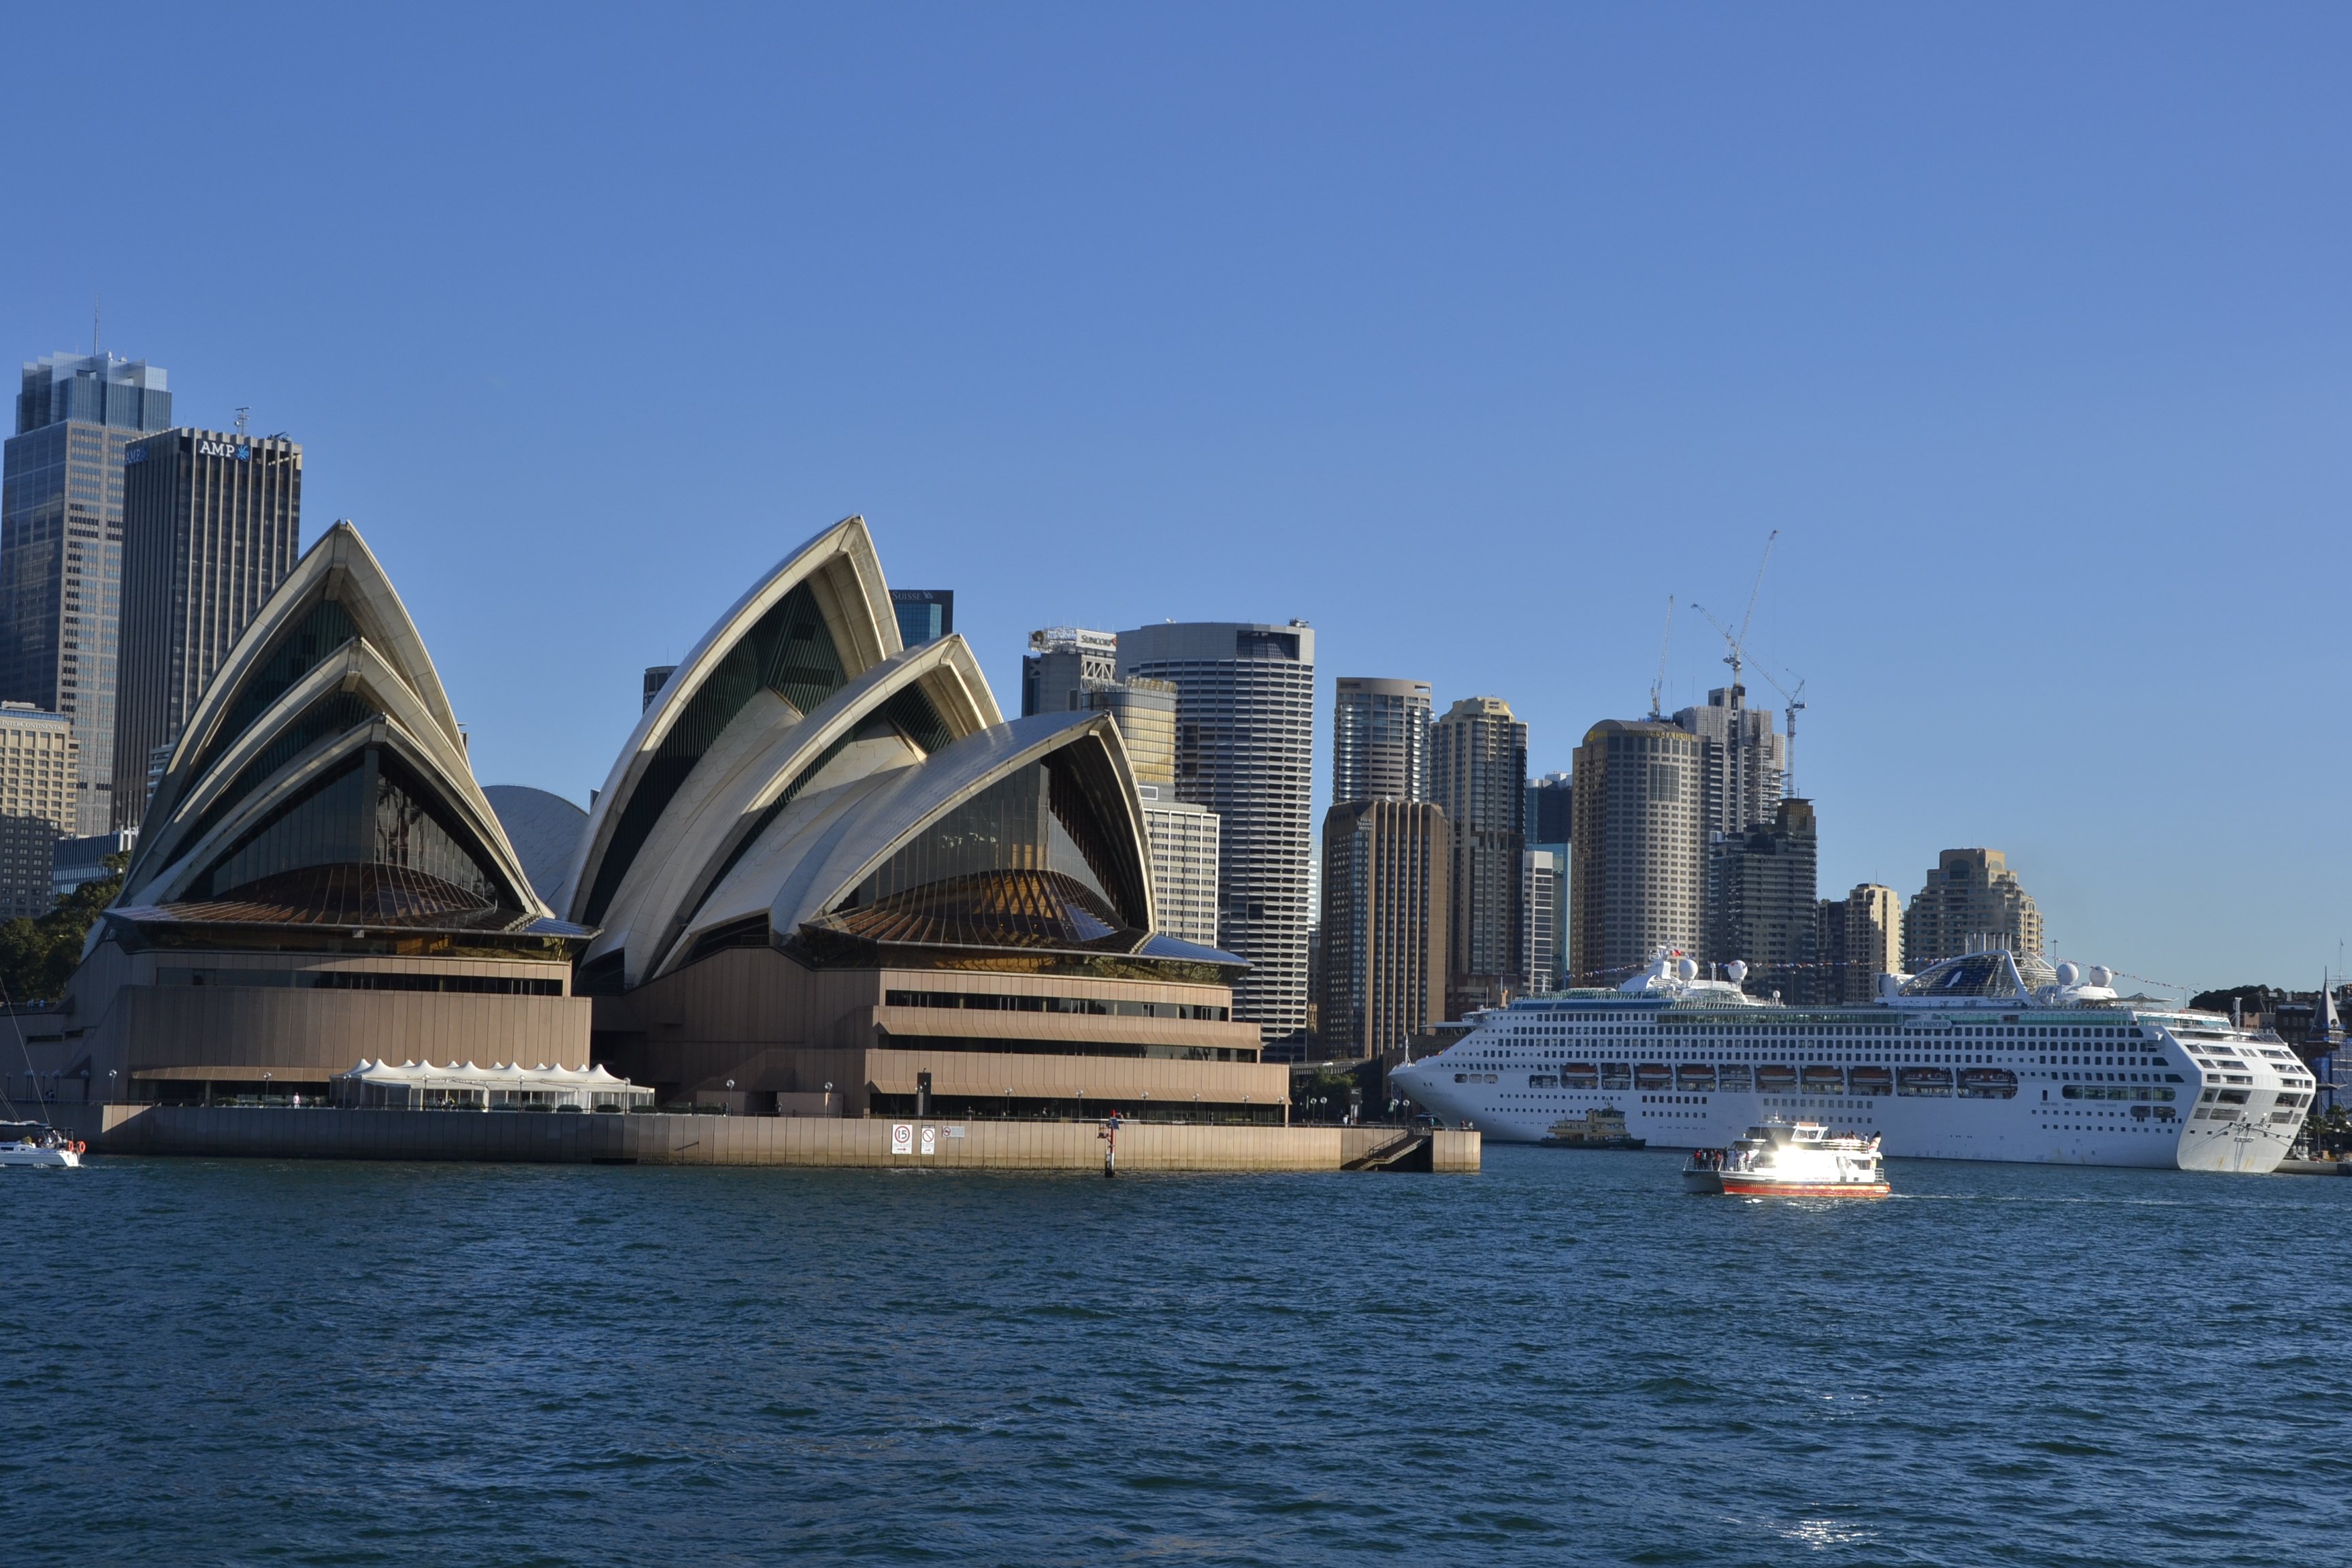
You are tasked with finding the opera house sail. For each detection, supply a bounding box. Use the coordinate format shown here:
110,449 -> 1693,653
46,523 -> 592,1103
33,514 -> 1286,1125
564,516 -> 1285,1120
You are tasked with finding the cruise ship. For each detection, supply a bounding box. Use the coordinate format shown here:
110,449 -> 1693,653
1390,949 -> 2313,1173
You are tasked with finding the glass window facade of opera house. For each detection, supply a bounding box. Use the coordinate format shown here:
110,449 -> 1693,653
27,516 -> 1287,1126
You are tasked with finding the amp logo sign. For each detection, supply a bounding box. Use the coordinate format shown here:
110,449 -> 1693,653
195,438 -> 251,460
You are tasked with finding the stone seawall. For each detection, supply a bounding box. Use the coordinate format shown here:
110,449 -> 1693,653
72,1105 -> 1479,1173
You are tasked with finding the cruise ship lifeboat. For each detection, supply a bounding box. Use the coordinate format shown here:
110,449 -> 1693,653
1959,1068 -> 2019,1099
1899,1066 -> 1953,1096
1848,1065 -> 1893,1096
1755,1064 -> 1797,1092
1801,1065 -> 1845,1093
1561,1063 -> 1599,1089
1676,1064 -> 1716,1092
1635,1063 -> 1671,1090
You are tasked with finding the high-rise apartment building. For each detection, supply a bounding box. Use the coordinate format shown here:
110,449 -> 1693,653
889,588 -> 953,648
1906,848 -> 2042,966
112,428 -> 302,828
1672,687 -> 1785,839
1527,770 -> 1572,844
1431,696 -> 1526,1017
1,353 -> 172,832
0,702 -> 76,916
1331,678 -> 1431,804
1117,621 -> 1316,1046
1817,883 -> 1904,1003
1526,769 -> 1571,985
1569,719 -> 1703,983
1711,796 -> 1817,997
1522,846 -> 1560,994
1318,799 -> 1446,1059
642,665 -> 676,711
1137,781 -> 1220,945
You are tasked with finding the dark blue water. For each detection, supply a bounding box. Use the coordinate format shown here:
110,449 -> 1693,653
5,1146 -> 2347,1565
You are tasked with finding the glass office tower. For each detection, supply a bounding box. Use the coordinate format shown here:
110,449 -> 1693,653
890,588 -> 953,647
1,353 -> 173,833
113,428 -> 303,828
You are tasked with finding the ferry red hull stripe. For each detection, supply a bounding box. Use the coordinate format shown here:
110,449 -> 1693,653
1718,1179 -> 1889,1198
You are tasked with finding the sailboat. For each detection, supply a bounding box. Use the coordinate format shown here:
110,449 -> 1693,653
0,1124 -> 82,1169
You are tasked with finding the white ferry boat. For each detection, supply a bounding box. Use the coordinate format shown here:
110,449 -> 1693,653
1684,1121 -> 1889,1198
1390,949 -> 2312,1174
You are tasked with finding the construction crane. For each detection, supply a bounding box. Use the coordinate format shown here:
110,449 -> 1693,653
1647,595 -> 1676,720
1693,600 -> 1810,803
1688,530 -> 1782,827
1752,665 -> 1808,798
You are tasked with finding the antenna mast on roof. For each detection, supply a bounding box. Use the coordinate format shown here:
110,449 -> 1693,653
91,295 -> 100,359
1648,595 -> 1675,721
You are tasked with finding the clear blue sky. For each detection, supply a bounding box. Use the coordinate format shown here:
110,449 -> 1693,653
5,5 -> 2346,990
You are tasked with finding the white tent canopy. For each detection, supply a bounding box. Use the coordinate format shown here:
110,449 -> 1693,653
331,1058 -> 652,1111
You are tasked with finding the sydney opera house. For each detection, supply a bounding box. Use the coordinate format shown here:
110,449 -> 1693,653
37,517 -> 1286,1122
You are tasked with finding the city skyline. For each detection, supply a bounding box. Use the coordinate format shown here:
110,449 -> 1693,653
3,7 -> 2345,990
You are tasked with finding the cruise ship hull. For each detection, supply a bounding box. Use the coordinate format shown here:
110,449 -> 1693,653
1388,1081 -> 2287,1173
1388,954 -> 2312,1176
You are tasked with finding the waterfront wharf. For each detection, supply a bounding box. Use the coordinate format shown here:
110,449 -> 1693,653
57,1105 -> 1479,1174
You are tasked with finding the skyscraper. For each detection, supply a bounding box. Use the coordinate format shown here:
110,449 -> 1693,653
1,352 -> 173,832
1137,781 -> 1220,945
0,702 -> 75,917
889,587 -> 953,648
1117,621 -> 1316,1047
1431,696 -> 1526,1017
1906,848 -> 2042,966
1710,796 -> 1817,997
1522,846 -> 1560,994
1331,677 -> 1431,804
1526,769 -> 1572,985
1673,685 -> 1787,965
1569,719 -> 1703,983
1818,883 -> 1905,1002
1526,770 -> 1572,844
1671,686 -> 1786,839
1318,799 -> 1446,1058
112,428 -> 302,828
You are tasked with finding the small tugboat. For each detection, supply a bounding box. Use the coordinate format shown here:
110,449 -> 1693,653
1683,1120 -> 1888,1198
0,1123 -> 84,1169
1540,1107 -> 1646,1150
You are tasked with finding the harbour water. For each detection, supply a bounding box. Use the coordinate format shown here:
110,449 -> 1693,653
6,1147 -> 2347,1565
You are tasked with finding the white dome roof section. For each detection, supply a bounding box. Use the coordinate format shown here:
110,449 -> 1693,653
587,635 -> 998,986
564,517 -> 910,933
141,522 -> 463,851
770,710 -> 1156,963
109,523 -> 549,932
